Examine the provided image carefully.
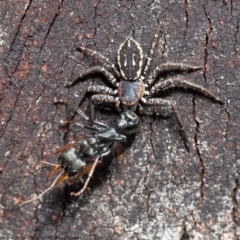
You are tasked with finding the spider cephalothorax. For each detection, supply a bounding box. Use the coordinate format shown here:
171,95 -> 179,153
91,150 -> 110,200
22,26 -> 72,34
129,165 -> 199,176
65,24 -> 222,150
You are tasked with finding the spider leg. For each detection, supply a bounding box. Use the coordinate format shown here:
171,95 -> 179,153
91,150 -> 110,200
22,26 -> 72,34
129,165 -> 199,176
137,103 -> 144,113
142,23 -> 162,78
142,98 -> 190,151
91,94 -> 121,112
148,78 -> 223,103
71,156 -> 100,196
65,66 -> 118,88
146,63 -> 202,87
85,84 -> 118,114
77,46 -> 121,78
87,84 -> 117,96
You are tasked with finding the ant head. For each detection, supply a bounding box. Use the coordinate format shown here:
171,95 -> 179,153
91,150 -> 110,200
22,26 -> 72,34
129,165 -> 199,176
116,110 -> 140,135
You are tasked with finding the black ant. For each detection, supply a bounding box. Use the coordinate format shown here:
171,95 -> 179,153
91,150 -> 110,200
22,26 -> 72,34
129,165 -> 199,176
21,108 -> 140,205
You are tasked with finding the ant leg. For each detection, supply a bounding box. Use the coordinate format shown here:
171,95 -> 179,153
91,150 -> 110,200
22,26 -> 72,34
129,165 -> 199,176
53,173 -> 70,186
20,171 -> 65,206
53,97 -> 87,109
53,98 -> 88,127
48,165 -> 61,178
143,98 -> 190,152
71,156 -> 99,196
67,163 -> 95,185
146,63 -> 202,87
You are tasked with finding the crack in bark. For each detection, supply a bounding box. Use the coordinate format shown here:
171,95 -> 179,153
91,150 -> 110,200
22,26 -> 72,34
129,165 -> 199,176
232,178 -> 239,225
92,0 -> 100,31
230,0 -> 233,15
143,143 -> 152,218
40,0 -> 65,52
183,0 -> 189,40
180,224 -> 190,240
149,117 -> 158,162
233,19 -> 239,53
203,6 -> 213,83
192,97 -> 205,207
224,94 -> 230,138
145,183 -> 152,219
34,85 -> 46,105
147,0 -> 155,9
0,85 -> 23,138
6,0 -> 33,60
7,46 -> 26,80
32,144 -> 45,239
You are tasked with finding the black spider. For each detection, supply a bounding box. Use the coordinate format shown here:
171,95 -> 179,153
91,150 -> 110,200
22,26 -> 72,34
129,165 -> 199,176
65,23 -> 222,151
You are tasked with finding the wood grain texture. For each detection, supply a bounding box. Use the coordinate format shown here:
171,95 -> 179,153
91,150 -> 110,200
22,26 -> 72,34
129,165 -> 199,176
0,0 -> 238,239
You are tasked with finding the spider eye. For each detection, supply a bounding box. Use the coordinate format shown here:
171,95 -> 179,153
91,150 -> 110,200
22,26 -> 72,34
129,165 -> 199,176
117,38 -> 143,80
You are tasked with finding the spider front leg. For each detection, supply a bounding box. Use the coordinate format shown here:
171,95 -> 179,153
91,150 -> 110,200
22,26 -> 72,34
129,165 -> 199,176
77,46 -> 121,79
142,98 -> 190,151
142,23 -> 162,78
91,94 -> 121,112
146,63 -> 202,87
65,66 -> 118,88
148,78 -> 223,103
87,85 -> 117,96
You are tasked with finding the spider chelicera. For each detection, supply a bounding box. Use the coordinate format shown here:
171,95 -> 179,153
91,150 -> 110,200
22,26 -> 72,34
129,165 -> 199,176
65,23 -> 222,151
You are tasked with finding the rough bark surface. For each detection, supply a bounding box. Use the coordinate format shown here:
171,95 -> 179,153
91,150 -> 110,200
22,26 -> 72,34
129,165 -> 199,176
0,0 -> 239,239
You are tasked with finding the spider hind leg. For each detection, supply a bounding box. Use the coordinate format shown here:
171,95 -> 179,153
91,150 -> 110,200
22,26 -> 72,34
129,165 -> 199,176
148,77 -> 223,103
143,98 -> 190,152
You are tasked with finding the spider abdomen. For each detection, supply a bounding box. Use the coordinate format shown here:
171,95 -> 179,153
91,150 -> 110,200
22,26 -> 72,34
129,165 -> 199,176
118,80 -> 145,107
117,38 -> 143,80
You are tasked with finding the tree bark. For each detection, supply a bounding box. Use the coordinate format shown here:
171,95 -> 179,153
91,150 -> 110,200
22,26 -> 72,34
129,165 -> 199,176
0,0 -> 239,239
